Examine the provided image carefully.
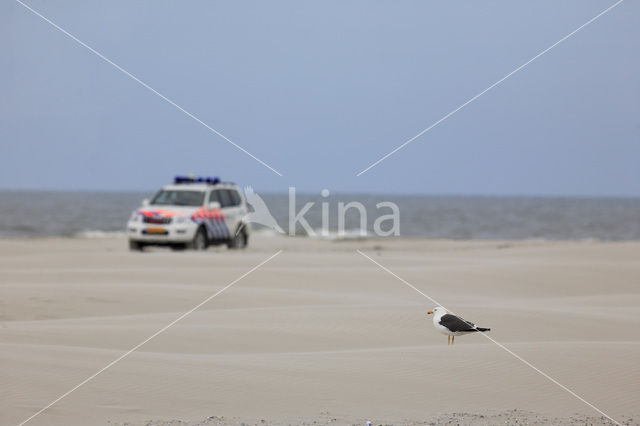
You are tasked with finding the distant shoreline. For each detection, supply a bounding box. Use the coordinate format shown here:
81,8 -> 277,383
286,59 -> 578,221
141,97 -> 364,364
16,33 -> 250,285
2,191 -> 640,240
2,188 -> 640,199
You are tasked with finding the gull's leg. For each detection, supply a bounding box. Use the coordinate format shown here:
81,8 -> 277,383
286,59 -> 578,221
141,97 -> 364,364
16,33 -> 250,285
452,336 -> 454,345
448,336 -> 450,345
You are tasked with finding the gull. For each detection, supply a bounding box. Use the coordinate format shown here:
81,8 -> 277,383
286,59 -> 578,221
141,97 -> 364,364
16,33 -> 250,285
427,306 -> 490,345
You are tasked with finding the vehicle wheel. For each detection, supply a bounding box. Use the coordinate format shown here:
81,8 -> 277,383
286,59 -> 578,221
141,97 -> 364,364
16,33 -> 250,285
227,228 -> 248,249
129,240 -> 144,251
188,227 -> 208,251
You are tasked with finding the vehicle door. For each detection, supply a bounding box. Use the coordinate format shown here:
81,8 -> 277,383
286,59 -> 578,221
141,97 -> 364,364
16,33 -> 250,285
219,188 -> 242,235
204,189 -> 230,240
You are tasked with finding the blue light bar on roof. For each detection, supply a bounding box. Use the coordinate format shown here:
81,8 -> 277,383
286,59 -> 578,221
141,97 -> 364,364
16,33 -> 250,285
174,176 -> 220,185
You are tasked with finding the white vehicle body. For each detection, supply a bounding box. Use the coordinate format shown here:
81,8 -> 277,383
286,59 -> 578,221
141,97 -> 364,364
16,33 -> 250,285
127,179 -> 250,250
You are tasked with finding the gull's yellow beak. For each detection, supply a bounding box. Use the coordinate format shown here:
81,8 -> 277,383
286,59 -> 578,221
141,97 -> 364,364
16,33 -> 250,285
427,311 -> 433,315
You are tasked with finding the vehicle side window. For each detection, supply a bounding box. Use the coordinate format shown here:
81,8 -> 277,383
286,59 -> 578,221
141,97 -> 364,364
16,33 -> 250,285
229,190 -> 241,206
208,190 -> 221,205
218,189 -> 232,208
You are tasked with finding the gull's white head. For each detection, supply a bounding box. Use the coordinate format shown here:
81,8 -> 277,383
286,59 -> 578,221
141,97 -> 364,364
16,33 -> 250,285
426,306 -> 446,316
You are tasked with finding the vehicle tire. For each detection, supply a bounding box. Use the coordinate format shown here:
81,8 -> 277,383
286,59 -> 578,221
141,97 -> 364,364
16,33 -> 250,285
188,227 -> 208,251
129,240 -> 144,251
227,227 -> 248,249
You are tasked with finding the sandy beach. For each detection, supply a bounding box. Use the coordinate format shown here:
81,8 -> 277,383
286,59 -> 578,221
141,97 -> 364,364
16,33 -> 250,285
1,235 -> 638,425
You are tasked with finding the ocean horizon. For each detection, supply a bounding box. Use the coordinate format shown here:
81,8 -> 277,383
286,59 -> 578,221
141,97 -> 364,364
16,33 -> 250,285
1,190 -> 639,241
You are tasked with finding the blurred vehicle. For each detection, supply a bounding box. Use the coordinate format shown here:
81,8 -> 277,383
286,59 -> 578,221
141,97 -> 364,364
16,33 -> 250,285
127,176 -> 250,251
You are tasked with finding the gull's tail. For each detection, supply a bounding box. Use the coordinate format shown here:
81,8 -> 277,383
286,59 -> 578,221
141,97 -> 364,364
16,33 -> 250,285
475,327 -> 490,332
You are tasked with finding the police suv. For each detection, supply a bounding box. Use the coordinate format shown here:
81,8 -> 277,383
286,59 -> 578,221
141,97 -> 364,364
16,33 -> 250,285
127,176 -> 250,251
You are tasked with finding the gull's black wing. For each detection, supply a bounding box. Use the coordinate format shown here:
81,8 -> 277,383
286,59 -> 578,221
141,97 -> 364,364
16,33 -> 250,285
439,314 -> 477,332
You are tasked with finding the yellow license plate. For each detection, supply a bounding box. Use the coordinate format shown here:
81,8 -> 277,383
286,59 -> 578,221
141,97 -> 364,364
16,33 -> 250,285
145,227 -> 167,234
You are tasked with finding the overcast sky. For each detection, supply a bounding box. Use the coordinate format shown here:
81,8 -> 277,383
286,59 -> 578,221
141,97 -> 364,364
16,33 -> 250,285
2,1 -> 639,195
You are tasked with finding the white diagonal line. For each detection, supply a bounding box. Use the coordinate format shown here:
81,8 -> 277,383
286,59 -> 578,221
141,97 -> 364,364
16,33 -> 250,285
15,0 -> 283,177
356,250 -> 620,425
356,0 -> 624,176
17,250 -> 283,426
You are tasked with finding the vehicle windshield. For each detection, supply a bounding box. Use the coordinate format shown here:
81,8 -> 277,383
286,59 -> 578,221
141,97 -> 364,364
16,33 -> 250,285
150,190 -> 205,207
